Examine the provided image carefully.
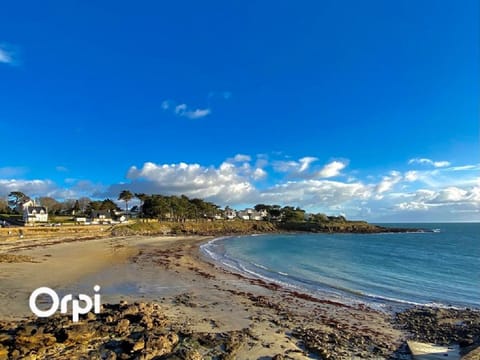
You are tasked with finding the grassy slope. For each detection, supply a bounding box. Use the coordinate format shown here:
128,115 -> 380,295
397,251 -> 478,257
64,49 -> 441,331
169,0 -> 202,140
110,219 -> 393,237
111,220 -> 278,236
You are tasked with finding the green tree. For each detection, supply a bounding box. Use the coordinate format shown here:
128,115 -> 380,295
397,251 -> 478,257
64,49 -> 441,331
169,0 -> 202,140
101,199 -> 120,212
281,206 -> 306,222
118,190 -> 134,214
135,193 -> 148,218
86,199 -> 120,215
8,191 -> 30,212
311,213 -> 329,223
268,205 -> 282,220
254,204 -> 270,212
142,195 -> 169,219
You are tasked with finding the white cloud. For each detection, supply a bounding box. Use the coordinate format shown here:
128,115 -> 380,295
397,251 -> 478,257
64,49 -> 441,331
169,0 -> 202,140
432,186 -> 477,203
162,99 -> 211,119
252,168 -> 267,180
161,100 -> 172,110
399,163 -> 479,190
404,170 -> 419,182
433,161 -> 451,168
174,103 -> 210,119
392,185 -> 480,213
232,154 -> 251,162
122,160 -> 256,204
0,46 -> 13,64
174,104 -> 186,114
272,160 -> 299,173
0,179 -> 58,198
272,157 -> 346,179
260,180 -> 371,209
408,158 -> 451,168
445,165 -> 478,172
375,171 -> 402,195
0,178 -> 105,201
2,154 -> 478,222
104,156 -> 368,214
298,157 -> 318,172
186,108 -> 210,119
316,160 -> 347,178
0,179 -> 79,199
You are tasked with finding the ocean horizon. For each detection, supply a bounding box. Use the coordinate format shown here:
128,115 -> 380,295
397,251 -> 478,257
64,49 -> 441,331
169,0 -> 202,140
201,223 -> 480,311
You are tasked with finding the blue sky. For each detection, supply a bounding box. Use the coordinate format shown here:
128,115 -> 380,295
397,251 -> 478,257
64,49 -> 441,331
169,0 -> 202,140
0,1 -> 478,222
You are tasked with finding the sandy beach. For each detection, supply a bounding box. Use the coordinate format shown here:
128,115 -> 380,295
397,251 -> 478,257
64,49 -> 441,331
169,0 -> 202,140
0,233 -> 479,359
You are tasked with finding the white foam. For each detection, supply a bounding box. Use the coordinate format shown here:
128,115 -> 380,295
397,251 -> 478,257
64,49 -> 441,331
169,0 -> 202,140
252,262 -> 269,270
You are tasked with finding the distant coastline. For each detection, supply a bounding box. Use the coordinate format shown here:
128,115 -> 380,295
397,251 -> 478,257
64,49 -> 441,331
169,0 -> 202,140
110,219 -> 424,237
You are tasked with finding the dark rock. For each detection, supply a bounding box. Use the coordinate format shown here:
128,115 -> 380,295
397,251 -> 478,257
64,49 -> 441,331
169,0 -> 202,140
394,306 -> 480,347
115,319 -> 130,335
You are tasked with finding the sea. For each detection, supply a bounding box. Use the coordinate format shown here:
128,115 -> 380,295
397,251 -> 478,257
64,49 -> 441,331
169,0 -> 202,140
200,223 -> 480,311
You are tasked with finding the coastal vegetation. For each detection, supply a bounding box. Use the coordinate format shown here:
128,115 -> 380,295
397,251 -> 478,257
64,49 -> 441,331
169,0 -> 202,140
1,190 -> 353,224
1,190 -> 420,234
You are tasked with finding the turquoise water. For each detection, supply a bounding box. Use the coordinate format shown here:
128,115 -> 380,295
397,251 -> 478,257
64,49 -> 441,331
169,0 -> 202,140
201,223 -> 480,310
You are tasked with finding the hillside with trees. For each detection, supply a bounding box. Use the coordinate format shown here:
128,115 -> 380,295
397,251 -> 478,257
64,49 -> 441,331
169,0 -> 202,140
1,190 -> 417,233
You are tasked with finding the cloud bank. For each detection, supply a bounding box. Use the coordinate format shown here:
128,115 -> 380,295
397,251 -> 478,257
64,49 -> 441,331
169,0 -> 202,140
408,158 -> 451,168
1,155 -> 478,222
0,47 -> 13,64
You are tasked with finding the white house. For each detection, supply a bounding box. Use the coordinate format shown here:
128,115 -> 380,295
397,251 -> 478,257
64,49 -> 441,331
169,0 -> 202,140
236,210 -> 251,220
23,206 -> 48,224
251,209 -> 268,221
89,210 -> 112,224
224,206 -> 237,220
237,208 -> 267,221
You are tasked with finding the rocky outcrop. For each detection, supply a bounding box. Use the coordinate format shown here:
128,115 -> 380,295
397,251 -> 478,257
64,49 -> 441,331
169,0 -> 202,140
292,326 -> 397,359
2,301 -> 479,359
395,307 -> 480,355
0,301 -> 175,359
277,221 -> 421,233
112,219 -> 420,238
0,301 -> 254,360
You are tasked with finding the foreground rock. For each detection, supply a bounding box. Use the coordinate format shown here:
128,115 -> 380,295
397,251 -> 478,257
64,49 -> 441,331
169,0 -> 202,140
395,307 -> 480,357
292,326 -> 398,359
0,302 -> 251,360
2,302 -> 480,359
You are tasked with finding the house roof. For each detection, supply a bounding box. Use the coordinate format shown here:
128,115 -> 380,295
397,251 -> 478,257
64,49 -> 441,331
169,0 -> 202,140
25,206 -> 47,214
90,210 -> 112,218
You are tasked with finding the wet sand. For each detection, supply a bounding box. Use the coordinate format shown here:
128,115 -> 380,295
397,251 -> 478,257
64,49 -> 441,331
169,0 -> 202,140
0,234 -> 478,359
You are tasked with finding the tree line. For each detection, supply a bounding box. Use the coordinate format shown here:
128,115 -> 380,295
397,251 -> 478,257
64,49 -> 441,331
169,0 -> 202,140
1,190 -> 347,223
0,191 -> 121,216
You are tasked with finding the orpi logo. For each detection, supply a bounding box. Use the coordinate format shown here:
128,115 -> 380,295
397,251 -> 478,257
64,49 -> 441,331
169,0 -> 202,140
29,285 -> 101,322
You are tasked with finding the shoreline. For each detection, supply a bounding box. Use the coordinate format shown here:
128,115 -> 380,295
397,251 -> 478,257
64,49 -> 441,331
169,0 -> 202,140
200,233 -> 480,313
0,233 -> 479,359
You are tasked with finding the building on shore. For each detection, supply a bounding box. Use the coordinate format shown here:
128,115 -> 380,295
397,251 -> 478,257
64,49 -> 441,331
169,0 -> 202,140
23,206 -> 48,224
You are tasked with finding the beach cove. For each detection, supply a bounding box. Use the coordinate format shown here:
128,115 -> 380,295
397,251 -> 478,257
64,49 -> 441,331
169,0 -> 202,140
0,231 -> 479,359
